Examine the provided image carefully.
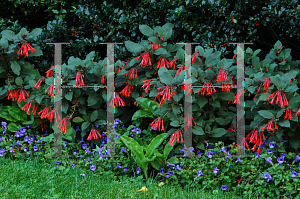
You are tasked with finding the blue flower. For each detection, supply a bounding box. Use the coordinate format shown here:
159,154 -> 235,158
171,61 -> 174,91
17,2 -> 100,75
213,167 -> 220,173
0,148 -> 6,156
220,147 -> 227,153
165,171 -> 174,178
167,162 -> 174,167
20,127 -> 26,133
255,152 -> 260,158
267,149 -> 273,154
73,149 -> 78,154
9,144 -> 13,149
295,155 -> 300,163
137,167 -> 141,174
90,165 -> 96,171
80,174 -> 86,177
197,150 -> 201,156
116,163 -> 122,169
291,171 -> 297,177
111,163 -> 114,169
26,124 -> 31,128
207,151 -> 213,159
269,142 -> 275,149
76,126 -> 81,132
221,185 -> 227,191
175,164 -> 181,171
115,134 -> 120,138
56,161 -> 61,165
23,146 -> 28,152
282,139 -> 286,142
1,122 -> 7,127
82,144 -> 87,149
130,126 -> 136,132
281,153 -> 287,158
136,128 -> 141,134
179,148 -> 184,153
262,173 -> 272,182
266,157 -> 273,165
197,170 -> 204,177
114,119 -> 120,124
235,157 -> 242,163
16,140 -> 21,146
33,146 -> 38,151
71,164 -> 76,168
160,167 -> 165,174
121,124 -> 125,129
298,165 -> 300,171
120,147 -> 126,153
122,167 -> 127,172
277,157 -> 284,165
63,141 -> 68,148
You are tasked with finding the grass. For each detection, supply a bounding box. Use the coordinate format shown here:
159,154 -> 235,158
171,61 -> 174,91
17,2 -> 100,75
0,155 -> 261,199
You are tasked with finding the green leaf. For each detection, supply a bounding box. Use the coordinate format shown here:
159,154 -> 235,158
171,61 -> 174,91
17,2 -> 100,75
148,36 -> 160,44
284,84 -> 298,93
290,139 -> 300,150
276,109 -> 285,118
161,23 -> 174,41
132,109 -> 153,121
135,98 -> 159,113
154,48 -> 168,55
171,71 -> 184,85
216,118 -> 228,125
10,61 -> 21,75
65,92 -> 73,101
90,110 -> 98,122
197,95 -> 207,108
167,156 -> 179,165
87,93 -> 100,106
210,128 -> 227,138
139,25 -> 154,37
1,30 -> 16,41
81,122 -> 90,131
193,126 -> 204,135
7,106 -> 28,121
146,133 -> 167,158
211,101 -> 221,108
258,110 -> 274,119
124,41 -> 144,54
281,70 -> 298,83
7,122 -> 20,132
73,117 -> 84,123
170,120 -> 180,127
27,28 -> 42,39
270,75 -> 283,88
278,120 -> 290,128
158,67 -> 173,86
15,77 -> 23,86
163,142 -> 174,161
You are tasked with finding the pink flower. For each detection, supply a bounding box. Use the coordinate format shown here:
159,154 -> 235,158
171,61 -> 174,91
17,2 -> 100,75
75,72 -> 85,87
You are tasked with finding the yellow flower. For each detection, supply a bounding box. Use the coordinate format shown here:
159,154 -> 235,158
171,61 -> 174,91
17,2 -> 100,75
138,186 -> 148,192
158,182 -> 164,187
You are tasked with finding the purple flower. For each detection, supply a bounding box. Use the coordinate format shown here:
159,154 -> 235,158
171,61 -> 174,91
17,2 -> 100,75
298,165 -> 300,171
0,148 -> 6,156
235,157 -> 242,163
56,161 -> 61,165
197,170 -> 204,177
160,168 -> 165,174
167,162 -> 174,167
295,155 -> 300,163
76,126 -> 81,132
281,153 -> 287,158
120,147 -> 127,153
33,146 -> 38,151
73,149 -> 78,154
267,149 -> 273,154
116,163 -> 122,168
115,134 -> 120,138
269,142 -> 275,149
291,171 -> 297,177
282,140 -> 286,142
262,173 -> 272,182
221,185 -> 227,191
179,148 -> 184,153
197,150 -> 201,156
9,144 -> 13,149
277,157 -> 284,165
111,163 -> 114,169
137,167 -> 141,174
130,126 -> 136,132
213,167 -> 220,173
165,171 -> 174,178
183,144 -> 194,157
80,174 -> 86,177
1,122 -> 7,127
63,141 -> 68,148
121,124 -> 125,129
122,167 -> 127,172
114,119 -> 120,124
136,128 -> 141,134
175,164 -> 181,171
220,147 -> 227,153
255,152 -> 260,158
71,164 -> 76,167
266,157 -> 273,165
207,151 -> 213,159
20,127 -> 26,133
82,144 -> 87,149
90,165 -> 96,171
23,146 -> 28,152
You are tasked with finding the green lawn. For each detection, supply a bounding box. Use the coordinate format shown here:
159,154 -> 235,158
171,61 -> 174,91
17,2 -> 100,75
0,156 -> 260,199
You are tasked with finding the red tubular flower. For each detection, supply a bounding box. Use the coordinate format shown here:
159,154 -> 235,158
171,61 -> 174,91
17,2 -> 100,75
245,127 -> 266,153
173,65 -> 185,77
54,109 -> 62,124
221,83 -> 233,93
260,119 -> 278,133
142,79 -> 153,93
183,114 -> 197,129
45,66 -> 55,77
47,109 -> 54,122
45,83 -> 55,97
87,128 -> 102,140
169,58 -> 178,70
233,89 -> 247,104
152,42 -> 161,50
266,90 -> 288,108
101,75 -> 105,84
75,72 -> 85,87
198,82 -> 217,96
296,108 -> 300,115
156,85 -> 176,107
157,57 -> 170,69
216,69 -> 229,82
18,89 -> 30,103
109,94 -> 125,108
34,78 -> 43,90
284,108 -> 293,120
150,117 -> 164,131
31,103 -> 38,117
17,42 -> 36,57
262,78 -> 270,93
119,85 -> 134,97
21,101 -> 32,115
191,52 -> 198,64
38,107 -> 50,119
57,118 -> 68,133
6,89 -> 19,102
136,52 -> 152,66
170,129 -> 184,146
125,68 -> 138,80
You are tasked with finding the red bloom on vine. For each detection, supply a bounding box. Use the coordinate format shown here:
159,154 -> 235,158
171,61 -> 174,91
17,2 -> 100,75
181,83 -> 194,95
169,58 -> 178,70
152,42 -> 161,50
156,85 -> 176,106
57,118 -> 68,133
31,103 -> 38,117
191,52 -> 198,64
18,89 -> 30,103
245,127 -> 266,153
75,72 -> 85,87
157,57 -> 170,69
173,65 -> 185,77
221,83 -> 233,93
296,108 -> 300,115
260,119 -> 278,133
198,82 -> 217,96
38,107 -> 50,120
284,108 -> 293,120
34,78 -> 43,90
6,89 -> 19,102
183,114 -> 197,129
110,94 -> 125,108
101,75 -> 105,84
262,78 -> 270,93
150,117 -> 164,131
216,69 -> 229,82
170,129 -> 184,146
21,101 -> 32,115
47,109 -> 55,122
233,89 -> 247,104
266,90 -> 288,108
17,42 -> 35,57
45,83 -> 55,97
126,68 -> 138,80
136,52 -> 152,66
142,79 -> 153,93
45,66 -> 55,77
119,84 -> 134,97
87,128 -> 102,140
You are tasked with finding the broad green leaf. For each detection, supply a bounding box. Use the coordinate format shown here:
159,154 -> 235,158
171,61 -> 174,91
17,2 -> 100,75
135,98 -> 159,113
15,77 -> 23,86
81,122 -> 90,131
146,133 -> 167,158
120,135 -> 145,165
278,120 -> 290,128
166,156 -> 179,165
193,126 -> 205,135
210,128 -> 227,138
139,25 -> 154,37
258,110 -> 274,119
163,142 -> 174,161
216,118 -> 228,125
27,28 -> 42,39
170,120 -> 180,127
90,110 -> 98,122
211,100 -> 221,108
7,122 -> 20,132
65,92 -> 73,101
132,109 -> 153,121
281,70 -> 298,83
148,36 -> 160,44
154,48 -> 168,55
290,138 -> 300,150
158,67 -> 173,86
1,30 -> 16,41
87,93 -> 100,106
124,41 -> 144,54
270,75 -> 283,88
10,61 -> 21,75
171,71 -> 184,85
73,117 -> 84,123
7,106 -> 27,121
161,23 -> 174,40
